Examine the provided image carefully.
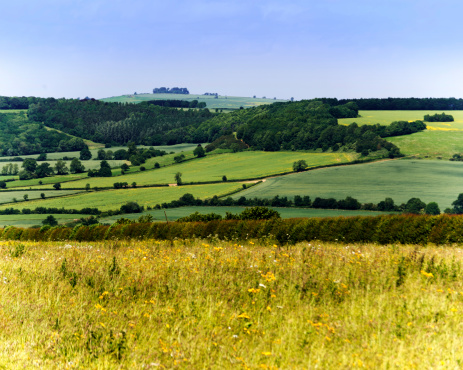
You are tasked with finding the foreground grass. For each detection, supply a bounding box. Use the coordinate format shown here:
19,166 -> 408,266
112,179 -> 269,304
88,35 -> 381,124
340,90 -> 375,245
1,239 -> 463,368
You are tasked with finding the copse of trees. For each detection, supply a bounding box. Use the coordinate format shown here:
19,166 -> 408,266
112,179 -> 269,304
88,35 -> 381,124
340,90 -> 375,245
424,113 -> 454,122
197,100 -> 412,157
27,98 -> 214,146
152,87 -> 189,94
0,111 -> 85,156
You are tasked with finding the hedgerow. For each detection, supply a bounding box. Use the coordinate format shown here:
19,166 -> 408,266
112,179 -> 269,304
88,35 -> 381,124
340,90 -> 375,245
2,214 -> 463,245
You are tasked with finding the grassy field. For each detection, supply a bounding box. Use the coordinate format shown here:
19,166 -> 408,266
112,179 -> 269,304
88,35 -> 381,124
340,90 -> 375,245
1,239 -> 463,368
100,206 -> 393,223
0,183 -> 243,212
339,110 -> 463,127
339,110 -> 463,159
101,93 -> 288,110
0,214 -> 82,228
0,109 -> 27,114
46,152 -> 357,190
386,131 -> 463,159
235,159 -> 463,210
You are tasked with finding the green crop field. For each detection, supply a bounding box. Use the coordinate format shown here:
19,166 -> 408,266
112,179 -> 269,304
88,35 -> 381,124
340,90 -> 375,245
49,151 -> 357,190
0,183 -> 243,212
235,159 -> 463,210
0,214 -> 81,228
100,206 -> 394,223
101,93 -> 288,110
0,190 -> 83,205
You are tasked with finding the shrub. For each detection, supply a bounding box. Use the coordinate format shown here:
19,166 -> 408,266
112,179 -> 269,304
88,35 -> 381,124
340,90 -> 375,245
120,202 -> 143,214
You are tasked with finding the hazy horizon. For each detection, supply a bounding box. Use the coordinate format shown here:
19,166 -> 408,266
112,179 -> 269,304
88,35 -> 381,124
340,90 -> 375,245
2,0 -> 463,101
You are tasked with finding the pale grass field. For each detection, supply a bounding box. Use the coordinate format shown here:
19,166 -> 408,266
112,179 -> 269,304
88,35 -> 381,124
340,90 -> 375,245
1,239 -> 463,368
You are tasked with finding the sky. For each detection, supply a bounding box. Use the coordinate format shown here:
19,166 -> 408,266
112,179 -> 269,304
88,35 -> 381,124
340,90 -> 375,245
1,0 -> 463,100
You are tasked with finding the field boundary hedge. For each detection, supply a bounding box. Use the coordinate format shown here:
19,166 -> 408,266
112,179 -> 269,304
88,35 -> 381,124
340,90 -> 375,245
3,214 -> 463,245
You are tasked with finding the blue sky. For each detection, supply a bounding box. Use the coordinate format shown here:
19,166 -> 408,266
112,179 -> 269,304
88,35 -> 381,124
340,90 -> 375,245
1,0 -> 462,100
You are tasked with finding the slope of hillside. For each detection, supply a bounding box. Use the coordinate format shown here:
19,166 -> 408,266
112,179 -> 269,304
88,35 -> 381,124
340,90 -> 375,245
100,93 -> 288,110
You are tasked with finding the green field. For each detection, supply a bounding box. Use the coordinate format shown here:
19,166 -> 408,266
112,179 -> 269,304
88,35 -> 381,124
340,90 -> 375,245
387,130 -> 463,159
0,190 -> 83,204
0,183 -> 243,212
46,151 -> 356,190
0,109 -> 27,114
339,110 -> 463,128
338,110 -> 463,159
235,159 -> 463,209
100,206 -> 394,223
0,214 -> 82,227
101,93 -> 288,110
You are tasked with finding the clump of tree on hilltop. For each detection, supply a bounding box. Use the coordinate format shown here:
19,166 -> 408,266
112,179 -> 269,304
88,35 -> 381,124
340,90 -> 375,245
152,87 -> 189,94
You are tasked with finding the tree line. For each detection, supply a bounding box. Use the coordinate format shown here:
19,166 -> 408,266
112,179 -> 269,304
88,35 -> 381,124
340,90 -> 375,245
318,97 -> 463,110
146,193 -> 444,215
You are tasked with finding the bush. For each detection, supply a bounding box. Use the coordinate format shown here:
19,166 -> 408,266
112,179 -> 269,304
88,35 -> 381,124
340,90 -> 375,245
237,206 -> 280,220
42,215 -> 58,226
120,202 -> 143,214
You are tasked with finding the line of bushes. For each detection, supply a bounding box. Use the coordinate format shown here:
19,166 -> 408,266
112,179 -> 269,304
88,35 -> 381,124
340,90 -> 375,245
149,192 -> 440,214
3,214 -> 463,245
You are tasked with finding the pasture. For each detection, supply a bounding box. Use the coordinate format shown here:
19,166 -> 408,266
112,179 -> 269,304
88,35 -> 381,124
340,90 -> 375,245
387,130 -> 463,159
1,239 -> 462,368
338,110 -> 463,159
0,183 -> 243,212
235,159 -> 463,209
100,206 -> 393,223
101,93 -> 288,110
339,110 -> 463,127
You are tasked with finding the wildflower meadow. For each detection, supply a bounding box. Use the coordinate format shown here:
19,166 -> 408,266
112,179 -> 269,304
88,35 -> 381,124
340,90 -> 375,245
1,239 -> 463,368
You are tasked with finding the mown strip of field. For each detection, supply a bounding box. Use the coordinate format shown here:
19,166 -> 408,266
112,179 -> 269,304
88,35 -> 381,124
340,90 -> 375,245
235,159 -> 463,209
0,183 -> 243,212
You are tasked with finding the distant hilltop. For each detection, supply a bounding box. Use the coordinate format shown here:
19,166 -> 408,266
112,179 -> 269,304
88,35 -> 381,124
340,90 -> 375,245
152,87 -> 189,94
